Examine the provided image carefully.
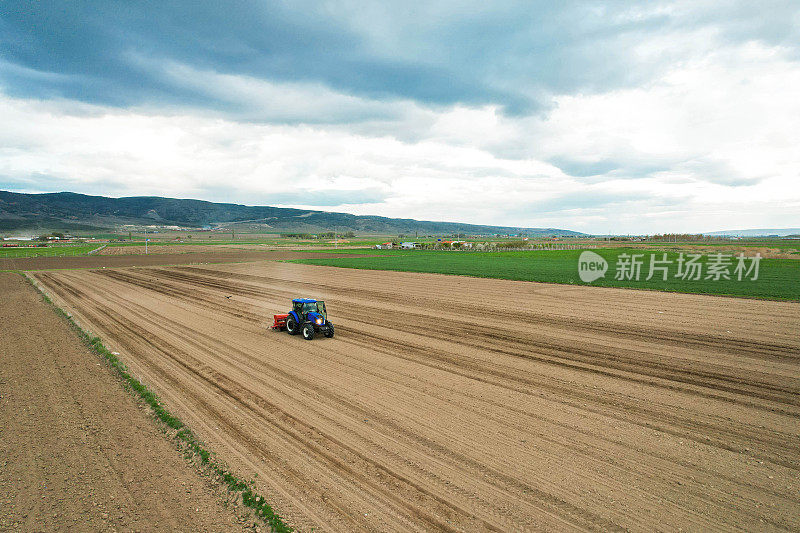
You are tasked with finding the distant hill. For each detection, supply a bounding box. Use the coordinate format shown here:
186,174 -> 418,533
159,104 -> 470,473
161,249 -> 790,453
705,228 -> 800,237
0,191 -> 584,236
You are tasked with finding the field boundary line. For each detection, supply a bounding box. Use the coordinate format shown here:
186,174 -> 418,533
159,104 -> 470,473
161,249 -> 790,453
285,257 -> 799,302
22,272 -> 294,533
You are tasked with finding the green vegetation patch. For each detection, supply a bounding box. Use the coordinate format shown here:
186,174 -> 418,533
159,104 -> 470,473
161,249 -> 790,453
293,248 -> 800,300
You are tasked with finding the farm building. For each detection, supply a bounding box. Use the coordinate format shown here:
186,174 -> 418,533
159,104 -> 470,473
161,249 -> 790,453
438,240 -> 472,248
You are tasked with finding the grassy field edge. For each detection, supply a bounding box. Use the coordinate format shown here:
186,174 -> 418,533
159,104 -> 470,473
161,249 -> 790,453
289,249 -> 799,301
21,272 -> 294,533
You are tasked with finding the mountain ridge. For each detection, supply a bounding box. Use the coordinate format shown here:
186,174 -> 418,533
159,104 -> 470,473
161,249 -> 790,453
0,191 -> 584,236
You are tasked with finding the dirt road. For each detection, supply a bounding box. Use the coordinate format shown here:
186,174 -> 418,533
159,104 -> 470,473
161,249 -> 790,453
33,262 -> 800,531
0,272 -> 251,532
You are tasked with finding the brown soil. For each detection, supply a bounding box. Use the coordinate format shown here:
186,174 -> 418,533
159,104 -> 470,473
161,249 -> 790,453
0,250 -> 355,271
0,272 -> 263,531
96,244 -> 275,255
32,262 -> 800,531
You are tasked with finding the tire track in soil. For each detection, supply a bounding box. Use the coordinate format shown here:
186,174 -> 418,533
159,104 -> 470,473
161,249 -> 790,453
179,265 -> 799,361
38,272 -> 513,531
162,267 -> 799,397
33,262 -> 800,532
104,267 -> 800,410
51,271 -> 612,532
76,268 -> 800,501
64,264 -> 800,520
65,271 -> 792,527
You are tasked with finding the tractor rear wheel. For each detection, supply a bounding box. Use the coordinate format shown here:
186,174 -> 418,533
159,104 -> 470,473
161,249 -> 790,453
302,323 -> 315,340
286,316 -> 299,335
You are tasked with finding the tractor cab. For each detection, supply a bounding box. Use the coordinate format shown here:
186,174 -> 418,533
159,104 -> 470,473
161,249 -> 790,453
271,298 -> 334,340
293,299 -> 327,320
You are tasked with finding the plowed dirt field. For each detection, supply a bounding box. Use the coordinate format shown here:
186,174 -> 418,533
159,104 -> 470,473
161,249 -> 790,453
32,261 -> 800,531
0,272 -> 249,531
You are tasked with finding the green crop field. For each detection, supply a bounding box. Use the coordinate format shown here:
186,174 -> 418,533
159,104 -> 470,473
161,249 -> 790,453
293,248 -> 800,300
0,245 -> 101,258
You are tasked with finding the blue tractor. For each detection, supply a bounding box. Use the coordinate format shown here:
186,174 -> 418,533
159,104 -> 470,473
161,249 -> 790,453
272,298 -> 334,340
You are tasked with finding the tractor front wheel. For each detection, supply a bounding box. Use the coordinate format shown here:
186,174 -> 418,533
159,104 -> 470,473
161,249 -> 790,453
324,323 -> 335,338
286,316 -> 299,335
302,322 -> 315,340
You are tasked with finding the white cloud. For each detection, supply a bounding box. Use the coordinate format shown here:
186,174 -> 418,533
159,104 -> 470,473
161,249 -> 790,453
2,35 -> 799,233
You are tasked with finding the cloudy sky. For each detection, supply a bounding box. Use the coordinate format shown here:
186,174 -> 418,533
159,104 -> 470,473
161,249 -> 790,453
1,1 -> 799,233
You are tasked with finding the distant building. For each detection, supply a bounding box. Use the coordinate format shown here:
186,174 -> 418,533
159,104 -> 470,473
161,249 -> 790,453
374,242 -> 393,249
400,242 -> 418,249
439,240 -> 471,248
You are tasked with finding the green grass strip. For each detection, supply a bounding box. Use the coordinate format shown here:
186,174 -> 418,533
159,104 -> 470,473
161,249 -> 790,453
23,274 -> 293,532
290,248 -> 800,301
